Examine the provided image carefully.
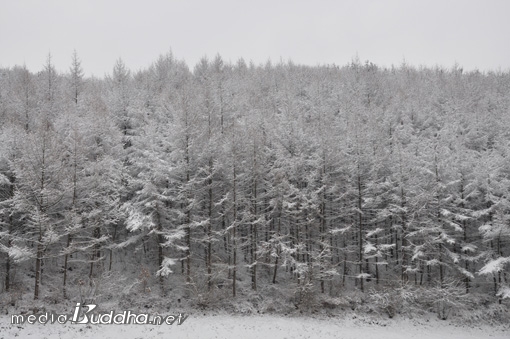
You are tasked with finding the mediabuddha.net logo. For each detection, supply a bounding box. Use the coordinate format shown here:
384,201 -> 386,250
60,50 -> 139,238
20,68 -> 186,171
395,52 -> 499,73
11,303 -> 188,325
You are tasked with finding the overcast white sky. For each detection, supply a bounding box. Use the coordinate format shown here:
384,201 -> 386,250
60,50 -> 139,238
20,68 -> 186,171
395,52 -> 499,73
1,0 -> 509,77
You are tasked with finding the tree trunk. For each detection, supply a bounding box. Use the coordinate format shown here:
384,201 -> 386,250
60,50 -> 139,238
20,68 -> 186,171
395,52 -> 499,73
5,176 -> 14,292
272,207 -> 281,284
34,237 -> 43,300
400,186 -> 408,283
155,203 -> 164,288
357,171 -> 364,293
232,161 -> 237,297
251,175 -> 257,291
185,133 -> 191,285
207,168 -> 213,291
63,234 -> 71,299
109,224 -> 117,272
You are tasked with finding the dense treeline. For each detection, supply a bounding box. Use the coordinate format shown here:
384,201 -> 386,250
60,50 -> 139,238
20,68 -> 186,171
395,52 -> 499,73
0,53 -> 509,309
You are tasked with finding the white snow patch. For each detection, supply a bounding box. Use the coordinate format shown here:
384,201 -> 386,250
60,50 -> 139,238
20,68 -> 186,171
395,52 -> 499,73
497,285 -> 510,300
478,257 -> 510,275
156,257 -> 177,277
0,314 -> 508,339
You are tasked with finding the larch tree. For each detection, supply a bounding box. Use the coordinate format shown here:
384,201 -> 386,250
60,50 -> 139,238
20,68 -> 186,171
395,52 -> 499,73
13,122 -> 69,300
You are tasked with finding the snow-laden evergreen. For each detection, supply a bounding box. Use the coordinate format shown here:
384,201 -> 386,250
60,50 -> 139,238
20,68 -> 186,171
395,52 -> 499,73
0,54 -> 509,316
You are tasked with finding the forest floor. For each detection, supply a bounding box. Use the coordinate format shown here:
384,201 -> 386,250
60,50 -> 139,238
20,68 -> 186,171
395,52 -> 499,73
1,311 -> 508,339
1,267 -> 509,338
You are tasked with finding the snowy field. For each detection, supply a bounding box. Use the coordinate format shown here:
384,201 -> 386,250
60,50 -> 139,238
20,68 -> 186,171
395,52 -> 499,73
1,314 -> 508,339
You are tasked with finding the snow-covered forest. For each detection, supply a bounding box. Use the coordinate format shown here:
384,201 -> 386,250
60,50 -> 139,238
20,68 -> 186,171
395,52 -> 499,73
0,52 -> 509,317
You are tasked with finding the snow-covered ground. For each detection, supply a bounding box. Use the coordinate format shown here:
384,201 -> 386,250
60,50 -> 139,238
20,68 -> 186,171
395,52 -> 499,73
1,313 -> 508,339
